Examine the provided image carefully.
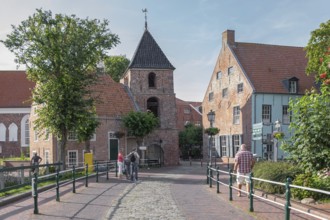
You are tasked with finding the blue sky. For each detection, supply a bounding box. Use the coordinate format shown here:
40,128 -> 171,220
0,0 -> 329,101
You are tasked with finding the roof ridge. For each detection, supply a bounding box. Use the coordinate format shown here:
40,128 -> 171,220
235,42 -> 305,49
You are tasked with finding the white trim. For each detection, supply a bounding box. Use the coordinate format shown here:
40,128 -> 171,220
0,108 -> 31,114
67,150 -> 78,167
21,114 -> 30,147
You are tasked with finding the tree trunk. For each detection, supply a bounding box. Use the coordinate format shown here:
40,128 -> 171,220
85,140 -> 91,153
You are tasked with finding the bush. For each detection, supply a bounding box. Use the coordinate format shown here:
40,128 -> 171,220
292,173 -> 330,201
253,161 -> 302,194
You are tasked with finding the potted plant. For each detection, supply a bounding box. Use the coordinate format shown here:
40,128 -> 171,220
273,131 -> 285,140
204,127 -> 220,136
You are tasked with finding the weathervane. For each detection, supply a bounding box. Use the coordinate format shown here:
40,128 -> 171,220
142,8 -> 148,30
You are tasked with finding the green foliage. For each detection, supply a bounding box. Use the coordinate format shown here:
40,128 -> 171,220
273,131 -> 284,140
1,9 -> 119,168
122,111 -> 158,145
292,173 -> 330,200
204,127 -> 219,135
253,161 -> 302,194
281,20 -> 330,174
104,55 -> 130,82
179,123 -> 203,158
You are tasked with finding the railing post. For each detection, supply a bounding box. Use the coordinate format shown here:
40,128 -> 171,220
33,172 -> 38,214
209,165 -> 213,188
216,166 -> 220,193
106,161 -> 109,180
229,169 -> 233,201
249,173 -> 254,212
115,161 -> 118,177
206,162 -> 209,184
96,162 -> 99,183
85,164 -> 88,187
285,177 -> 292,220
56,168 -> 60,201
72,165 -> 76,193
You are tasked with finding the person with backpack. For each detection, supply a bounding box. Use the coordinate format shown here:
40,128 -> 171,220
127,149 -> 140,181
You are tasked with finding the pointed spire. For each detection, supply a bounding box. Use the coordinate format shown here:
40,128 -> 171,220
142,8 -> 148,30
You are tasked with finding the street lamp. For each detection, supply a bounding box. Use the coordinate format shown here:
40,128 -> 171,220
273,119 -> 281,162
207,110 -> 215,166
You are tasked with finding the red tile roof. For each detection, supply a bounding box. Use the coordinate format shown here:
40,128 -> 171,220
231,43 -> 316,94
0,71 -> 35,108
91,74 -> 135,116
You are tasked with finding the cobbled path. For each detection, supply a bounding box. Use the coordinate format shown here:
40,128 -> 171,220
107,180 -> 185,220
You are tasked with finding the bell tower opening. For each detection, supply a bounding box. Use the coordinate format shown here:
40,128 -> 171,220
147,97 -> 159,117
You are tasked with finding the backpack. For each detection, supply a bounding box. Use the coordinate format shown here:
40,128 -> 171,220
130,153 -> 136,162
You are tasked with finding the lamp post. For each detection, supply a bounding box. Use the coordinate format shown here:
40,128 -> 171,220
207,110 -> 215,166
273,119 -> 281,162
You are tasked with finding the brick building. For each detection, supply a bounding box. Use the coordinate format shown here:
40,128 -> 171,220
176,98 -> 202,131
202,30 -> 316,161
1,24 -> 180,166
0,71 -> 34,157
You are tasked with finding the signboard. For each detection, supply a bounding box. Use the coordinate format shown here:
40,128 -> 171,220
252,122 -> 263,140
139,146 -> 147,150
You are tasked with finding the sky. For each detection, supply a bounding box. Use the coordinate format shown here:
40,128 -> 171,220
0,0 -> 329,101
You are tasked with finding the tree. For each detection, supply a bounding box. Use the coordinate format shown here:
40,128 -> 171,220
1,9 -> 119,169
282,20 -> 330,173
104,55 -> 130,82
122,111 -> 158,147
179,123 -> 203,158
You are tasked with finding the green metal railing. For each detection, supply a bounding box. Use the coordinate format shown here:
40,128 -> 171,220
206,165 -> 330,220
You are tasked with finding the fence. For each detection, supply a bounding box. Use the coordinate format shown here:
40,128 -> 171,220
31,161 -> 116,214
206,164 -> 330,220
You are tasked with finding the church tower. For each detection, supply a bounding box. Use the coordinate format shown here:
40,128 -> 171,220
121,19 -> 179,165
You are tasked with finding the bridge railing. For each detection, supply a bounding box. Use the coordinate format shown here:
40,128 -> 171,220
206,163 -> 330,220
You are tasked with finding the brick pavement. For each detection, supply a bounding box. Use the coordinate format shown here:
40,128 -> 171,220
0,161 -> 329,220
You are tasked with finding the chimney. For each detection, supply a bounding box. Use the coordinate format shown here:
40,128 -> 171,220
222,30 -> 235,45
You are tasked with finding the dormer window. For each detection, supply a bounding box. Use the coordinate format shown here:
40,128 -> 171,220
148,72 -> 156,88
289,80 -> 297,93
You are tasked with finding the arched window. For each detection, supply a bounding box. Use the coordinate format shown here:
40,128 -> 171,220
147,97 -> 159,117
0,123 -> 6,141
9,123 -> 18,142
21,115 -> 30,147
148,72 -> 156,88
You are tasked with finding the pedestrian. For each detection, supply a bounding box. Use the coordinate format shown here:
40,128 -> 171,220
117,151 -> 124,179
127,149 -> 140,181
31,152 -> 42,174
233,144 -> 255,197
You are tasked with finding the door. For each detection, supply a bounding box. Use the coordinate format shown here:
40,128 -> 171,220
109,138 -> 119,160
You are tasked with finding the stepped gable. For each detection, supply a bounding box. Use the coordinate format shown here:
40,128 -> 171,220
91,74 -> 135,116
0,71 -> 35,108
231,43 -> 315,94
129,29 -> 175,70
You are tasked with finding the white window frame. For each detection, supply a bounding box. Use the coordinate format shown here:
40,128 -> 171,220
21,114 -> 30,147
68,131 -> 78,141
68,150 -> 78,167
233,106 -> 240,124
282,105 -> 290,124
90,133 -> 96,141
262,105 -> 272,123
220,136 -> 227,157
44,150 -> 50,164
233,135 -> 240,155
0,123 -> 6,141
9,123 -> 18,142
289,80 -> 297,93
34,128 -> 39,142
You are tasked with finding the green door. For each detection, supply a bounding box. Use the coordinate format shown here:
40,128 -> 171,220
109,139 -> 119,160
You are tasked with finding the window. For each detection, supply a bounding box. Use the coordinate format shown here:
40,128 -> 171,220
222,88 -> 228,98
216,71 -> 222,79
184,108 -> 191,114
208,92 -> 214,101
228,66 -> 234,75
45,150 -> 50,164
68,131 -> 77,141
0,123 -> 5,141
90,133 -> 96,141
282,105 -> 290,124
68,150 -> 78,167
147,97 -> 159,118
44,128 -> 50,141
195,121 -> 201,126
21,115 -> 30,146
233,135 -> 240,155
262,105 -> 272,123
233,106 -> 240,124
289,80 -> 297,93
237,83 -> 243,93
9,123 -> 18,142
34,128 -> 39,142
220,136 -> 227,156
148,72 -> 156,88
